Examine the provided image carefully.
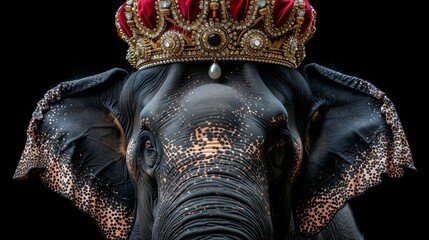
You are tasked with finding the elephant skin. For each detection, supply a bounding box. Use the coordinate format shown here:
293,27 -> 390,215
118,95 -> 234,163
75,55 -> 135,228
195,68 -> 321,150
14,62 -> 415,239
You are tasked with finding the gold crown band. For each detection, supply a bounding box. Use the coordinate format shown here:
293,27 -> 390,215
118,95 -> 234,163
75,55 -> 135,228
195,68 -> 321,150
115,0 -> 316,71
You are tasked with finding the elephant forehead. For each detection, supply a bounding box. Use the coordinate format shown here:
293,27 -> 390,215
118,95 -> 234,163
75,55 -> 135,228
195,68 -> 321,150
140,82 -> 287,133
163,126 -> 264,161
181,83 -> 282,115
183,83 -> 241,107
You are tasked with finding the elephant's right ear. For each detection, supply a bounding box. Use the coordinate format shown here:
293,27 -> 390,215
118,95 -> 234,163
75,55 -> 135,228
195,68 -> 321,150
294,63 -> 416,237
13,68 -> 135,239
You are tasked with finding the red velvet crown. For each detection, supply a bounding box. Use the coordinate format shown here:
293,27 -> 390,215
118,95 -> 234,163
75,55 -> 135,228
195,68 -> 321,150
116,0 -> 316,72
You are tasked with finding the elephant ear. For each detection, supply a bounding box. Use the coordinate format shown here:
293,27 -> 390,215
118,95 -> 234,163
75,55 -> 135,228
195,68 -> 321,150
13,68 -> 135,239
295,63 -> 415,236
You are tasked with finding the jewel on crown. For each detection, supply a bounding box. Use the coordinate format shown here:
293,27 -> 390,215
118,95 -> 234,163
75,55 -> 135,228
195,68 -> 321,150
115,0 -> 316,78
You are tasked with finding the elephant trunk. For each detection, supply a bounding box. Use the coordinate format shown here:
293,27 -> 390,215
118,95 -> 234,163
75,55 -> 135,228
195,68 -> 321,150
153,160 -> 273,240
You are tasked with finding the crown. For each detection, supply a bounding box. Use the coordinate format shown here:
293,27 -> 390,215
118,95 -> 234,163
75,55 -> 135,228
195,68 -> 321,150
115,0 -> 316,79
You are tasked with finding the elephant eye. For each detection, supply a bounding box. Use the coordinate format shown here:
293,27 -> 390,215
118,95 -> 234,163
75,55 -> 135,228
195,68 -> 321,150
143,138 -> 157,163
137,130 -> 159,171
267,129 -> 293,178
269,136 -> 288,152
145,140 -> 154,149
275,138 -> 286,148
269,137 -> 289,162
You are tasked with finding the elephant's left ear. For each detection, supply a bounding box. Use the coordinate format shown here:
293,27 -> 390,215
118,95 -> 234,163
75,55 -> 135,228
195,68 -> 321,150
295,63 -> 416,236
13,68 -> 135,239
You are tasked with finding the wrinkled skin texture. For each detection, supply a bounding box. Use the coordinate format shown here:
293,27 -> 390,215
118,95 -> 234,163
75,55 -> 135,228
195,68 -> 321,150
14,62 -> 414,239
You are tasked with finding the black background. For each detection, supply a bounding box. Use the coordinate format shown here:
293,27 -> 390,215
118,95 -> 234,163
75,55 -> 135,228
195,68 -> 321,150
4,0 -> 426,239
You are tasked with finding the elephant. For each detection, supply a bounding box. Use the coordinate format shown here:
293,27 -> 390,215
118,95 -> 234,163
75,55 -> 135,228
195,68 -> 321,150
13,61 -> 415,239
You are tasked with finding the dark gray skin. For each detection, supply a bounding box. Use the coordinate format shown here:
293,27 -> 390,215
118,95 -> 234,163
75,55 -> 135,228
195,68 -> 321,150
14,62 -> 414,239
130,63 -> 297,239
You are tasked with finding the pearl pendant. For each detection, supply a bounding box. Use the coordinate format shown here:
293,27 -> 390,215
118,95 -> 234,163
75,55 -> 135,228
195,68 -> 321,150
208,62 -> 221,80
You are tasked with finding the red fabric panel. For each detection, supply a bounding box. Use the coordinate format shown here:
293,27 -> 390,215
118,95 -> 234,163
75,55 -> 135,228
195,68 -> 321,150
273,0 -> 294,27
273,0 -> 313,32
178,0 -> 200,22
119,0 -> 314,36
118,3 -> 133,37
138,0 -> 157,29
229,0 -> 250,21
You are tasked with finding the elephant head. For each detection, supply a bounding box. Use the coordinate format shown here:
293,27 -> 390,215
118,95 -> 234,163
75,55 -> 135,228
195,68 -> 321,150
14,61 -> 414,239
13,0 -> 415,238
